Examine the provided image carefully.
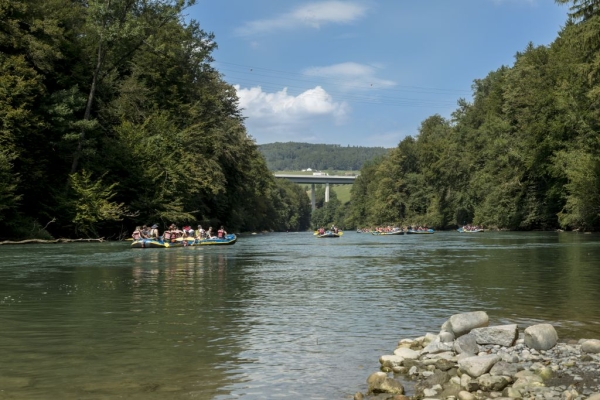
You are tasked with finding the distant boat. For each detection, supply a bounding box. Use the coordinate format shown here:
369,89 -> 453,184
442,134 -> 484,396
372,230 -> 404,236
457,227 -> 484,233
316,230 -> 342,238
406,229 -> 435,234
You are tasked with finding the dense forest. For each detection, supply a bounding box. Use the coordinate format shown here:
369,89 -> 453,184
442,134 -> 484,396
258,142 -> 390,171
0,0 -> 312,239
342,0 -> 600,232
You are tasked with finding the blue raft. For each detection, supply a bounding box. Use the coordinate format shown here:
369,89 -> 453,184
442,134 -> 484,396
131,234 -> 237,248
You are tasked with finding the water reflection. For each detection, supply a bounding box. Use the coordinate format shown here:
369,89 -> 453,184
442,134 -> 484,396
0,232 -> 599,399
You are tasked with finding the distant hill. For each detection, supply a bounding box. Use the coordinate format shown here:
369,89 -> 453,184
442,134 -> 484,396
258,142 -> 390,171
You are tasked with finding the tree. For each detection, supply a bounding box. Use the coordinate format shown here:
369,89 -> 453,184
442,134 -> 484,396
64,170 -> 128,237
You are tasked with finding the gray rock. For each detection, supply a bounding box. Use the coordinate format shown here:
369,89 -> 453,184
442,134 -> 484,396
421,341 -> 454,355
446,311 -> 490,337
502,386 -> 522,398
416,369 -> 451,392
524,324 -> 558,351
512,374 -> 543,391
490,361 -> 519,377
581,339 -> 600,354
379,355 -> 404,368
458,354 -> 501,378
435,358 -> 457,371
439,330 -> 456,343
454,333 -> 480,355
478,373 -> 511,392
471,324 -> 518,347
393,347 -> 420,359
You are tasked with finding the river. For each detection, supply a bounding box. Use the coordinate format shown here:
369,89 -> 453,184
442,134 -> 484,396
1,231 -> 600,399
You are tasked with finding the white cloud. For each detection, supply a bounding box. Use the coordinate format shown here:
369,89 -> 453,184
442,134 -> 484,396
235,1 -> 368,36
234,85 -> 349,143
303,62 -> 396,91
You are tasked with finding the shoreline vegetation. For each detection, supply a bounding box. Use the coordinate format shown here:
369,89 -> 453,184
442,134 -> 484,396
0,238 -> 105,245
356,311 -> 600,400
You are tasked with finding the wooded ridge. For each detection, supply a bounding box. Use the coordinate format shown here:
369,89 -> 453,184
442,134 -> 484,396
258,142 -> 390,171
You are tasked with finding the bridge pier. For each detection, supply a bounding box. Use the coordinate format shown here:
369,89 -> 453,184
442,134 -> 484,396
273,174 -> 357,213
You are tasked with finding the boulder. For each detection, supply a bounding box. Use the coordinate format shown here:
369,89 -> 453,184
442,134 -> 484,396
367,371 -> 404,395
458,354 -> 500,378
524,324 -> 558,351
489,361 -> 519,378
454,333 -> 479,355
445,311 -> 489,337
379,355 -> 404,368
471,324 -> 518,347
477,373 -> 511,392
421,341 -> 453,355
439,331 -> 455,343
393,347 -> 420,359
581,339 -> 600,354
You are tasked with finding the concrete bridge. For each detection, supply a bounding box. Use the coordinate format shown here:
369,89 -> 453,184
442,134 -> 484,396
274,174 -> 357,210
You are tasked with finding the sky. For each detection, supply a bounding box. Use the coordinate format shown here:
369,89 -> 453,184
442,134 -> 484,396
188,0 -> 570,148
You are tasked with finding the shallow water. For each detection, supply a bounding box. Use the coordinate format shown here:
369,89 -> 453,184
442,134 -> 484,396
1,231 -> 599,399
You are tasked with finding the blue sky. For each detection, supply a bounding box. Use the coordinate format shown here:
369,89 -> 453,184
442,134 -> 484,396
189,0 -> 569,148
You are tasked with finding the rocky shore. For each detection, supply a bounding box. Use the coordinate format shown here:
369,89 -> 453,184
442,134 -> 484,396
355,311 -> 600,400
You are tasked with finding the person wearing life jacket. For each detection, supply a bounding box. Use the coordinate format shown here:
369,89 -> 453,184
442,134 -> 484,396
217,226 -> 227,239
196,225 -> 207,240
172,226 -> 182,240
150,224 -> 159,239
132,226 -> 142,240
162,228 -> 172,242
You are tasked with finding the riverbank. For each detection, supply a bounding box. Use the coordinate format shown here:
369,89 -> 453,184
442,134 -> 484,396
356,311 -> 600,400
0,238 -> 105,245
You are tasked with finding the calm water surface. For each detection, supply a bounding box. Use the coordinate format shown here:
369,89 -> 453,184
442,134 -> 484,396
1,231 -> 600,399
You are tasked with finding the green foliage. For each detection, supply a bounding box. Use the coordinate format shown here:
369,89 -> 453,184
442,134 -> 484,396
555,149 -> 600,229
0,149 -> 20,222
259,142 -> 390,171
66,170 -> 128,237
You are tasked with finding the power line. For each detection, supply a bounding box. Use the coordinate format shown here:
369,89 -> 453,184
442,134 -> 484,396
213,61 -> 468,109
214,60 -> 472,95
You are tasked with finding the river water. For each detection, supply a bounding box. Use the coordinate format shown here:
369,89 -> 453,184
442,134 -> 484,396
1,231 -> 600,399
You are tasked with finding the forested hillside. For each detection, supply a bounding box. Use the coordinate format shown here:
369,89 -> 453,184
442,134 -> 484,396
344,0 -> 600,232
258,142 -> 390,171
0,0 -> 311,239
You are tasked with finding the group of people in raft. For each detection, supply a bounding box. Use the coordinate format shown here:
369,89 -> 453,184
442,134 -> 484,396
357,225 -> 430,233
132,224 -> 227,242
316,225 -> 340,235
